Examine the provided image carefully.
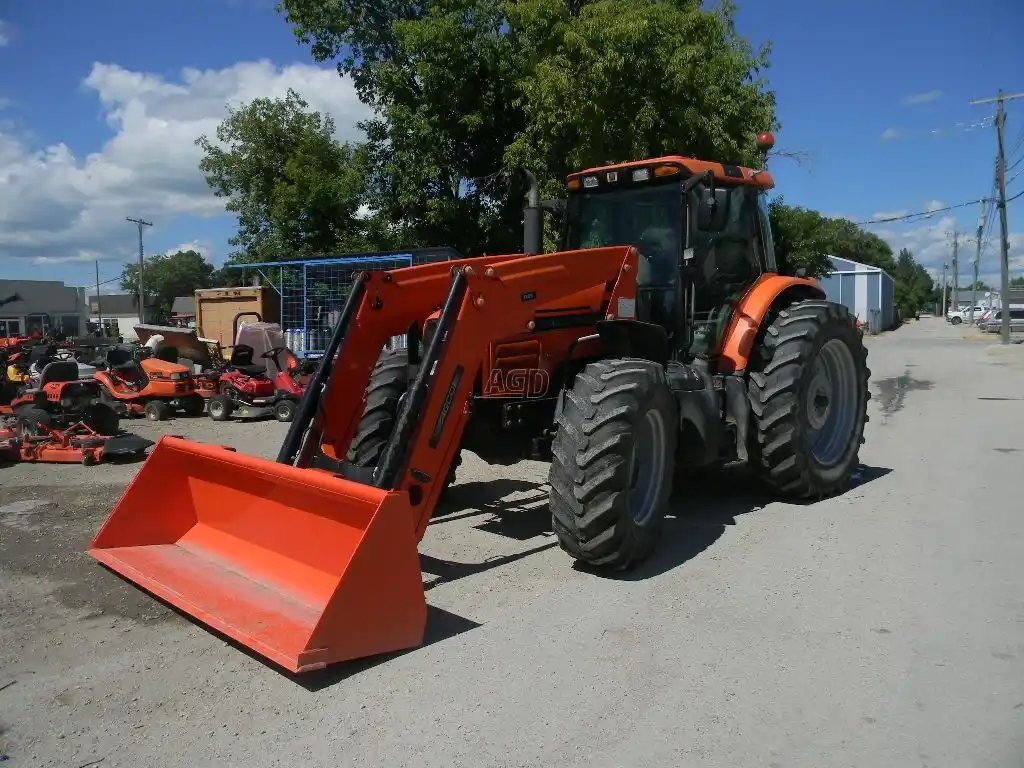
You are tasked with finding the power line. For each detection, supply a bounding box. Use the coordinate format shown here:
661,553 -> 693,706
855,198 -> 986,225
1006,123 -> 1024,166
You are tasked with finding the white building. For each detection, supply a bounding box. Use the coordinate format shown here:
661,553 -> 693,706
88,293 -> 159,341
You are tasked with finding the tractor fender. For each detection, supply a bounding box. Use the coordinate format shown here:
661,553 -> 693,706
715,274 -> 823,373
596,319 -> 669,366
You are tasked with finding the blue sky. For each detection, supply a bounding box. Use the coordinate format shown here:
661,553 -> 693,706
1,0 -> 1023,292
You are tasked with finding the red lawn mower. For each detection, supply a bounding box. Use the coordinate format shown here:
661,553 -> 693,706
0,413 -> 152,465
0,360 -> 151,465
204,344 -> 295,422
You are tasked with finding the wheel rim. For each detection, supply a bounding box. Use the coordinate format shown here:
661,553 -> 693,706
628,409 -> 667,526
210,402 -> 224,418
806,338 -> 859,467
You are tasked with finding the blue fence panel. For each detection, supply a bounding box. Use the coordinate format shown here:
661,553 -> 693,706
231,253 -> 414,357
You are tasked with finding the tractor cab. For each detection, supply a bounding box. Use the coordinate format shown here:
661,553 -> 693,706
562,145 -> 777,360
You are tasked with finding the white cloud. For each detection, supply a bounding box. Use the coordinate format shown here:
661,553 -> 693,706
34,251 -> 107,266
867,212 -> 1024,285
0,60 -> 370,263
166,240 -> 215,260
903,90 -> 942,105
0,20 -> 10,47
880,128 -> 901,141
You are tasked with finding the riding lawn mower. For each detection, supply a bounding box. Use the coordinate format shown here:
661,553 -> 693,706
0,359 -> 151,464
93,347 -> 205,420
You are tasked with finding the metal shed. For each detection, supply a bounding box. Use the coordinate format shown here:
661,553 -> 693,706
228,247 -> 460,357
817,256 -> 895,334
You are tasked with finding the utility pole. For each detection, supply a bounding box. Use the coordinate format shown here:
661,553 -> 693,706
972,89 -> 1024,344
126,217 -> 152,324
94,260 -> 104,338
942,262 -> 948,316
970,202 -> 986,326
951,231 -> 960,311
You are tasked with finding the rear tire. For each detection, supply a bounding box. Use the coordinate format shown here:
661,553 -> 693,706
548,359 -> 677,570
346,348 -> 461,488
208,394 -> 232,422
274,398 -> 296,423
144,400 -> 170,422
748,300 -> 869,497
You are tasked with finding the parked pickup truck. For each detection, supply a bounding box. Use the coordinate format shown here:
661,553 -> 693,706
946,306 -> 986,325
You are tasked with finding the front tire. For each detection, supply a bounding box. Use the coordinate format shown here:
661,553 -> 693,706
346,348 -> 461,490
274,398 -> 296,423
548,359 -> 677,570
748,300 -> 869,496
144,400 -> 170,422
207,394 -> 232,422
950,316 -> 962,325
346,349 -> 410,466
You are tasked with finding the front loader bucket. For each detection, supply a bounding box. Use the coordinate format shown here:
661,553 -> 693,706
89,436 -> 426,673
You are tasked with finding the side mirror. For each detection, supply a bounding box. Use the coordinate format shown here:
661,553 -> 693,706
796,267 -> 808,278
697,188 -> 729,231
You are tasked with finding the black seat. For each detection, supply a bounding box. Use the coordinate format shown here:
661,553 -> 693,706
229,345 -> 268,377
38,360 -> 80,386
106,347 -> 144,378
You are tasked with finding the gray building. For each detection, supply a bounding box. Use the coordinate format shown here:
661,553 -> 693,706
818,256 -> 896,334
0,279 -> 88,337
171,296 -> 196,327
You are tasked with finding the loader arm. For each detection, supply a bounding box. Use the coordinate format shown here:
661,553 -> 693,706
90,245 -> 639,673
287,246 -> 639,538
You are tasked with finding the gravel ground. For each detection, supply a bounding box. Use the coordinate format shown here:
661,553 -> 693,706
1,318 -> 1022,767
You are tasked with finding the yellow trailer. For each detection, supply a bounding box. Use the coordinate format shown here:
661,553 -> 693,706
194,286 -> 279,349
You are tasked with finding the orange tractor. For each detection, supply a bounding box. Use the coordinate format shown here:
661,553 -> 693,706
91,137 -> 869,672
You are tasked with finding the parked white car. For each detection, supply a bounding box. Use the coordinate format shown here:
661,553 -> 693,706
946,306 -> 986,325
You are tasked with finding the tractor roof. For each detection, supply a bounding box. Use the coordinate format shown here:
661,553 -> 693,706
569,155 -> 774,190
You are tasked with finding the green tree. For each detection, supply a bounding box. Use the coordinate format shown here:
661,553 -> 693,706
120,250 -> 215,321
1011,275 -> 1024,287
892,247 -> 934,317
767,199 -> 834,277
197,90 -> 377,263
279,0 -> 778,255
767,198 -> 896,279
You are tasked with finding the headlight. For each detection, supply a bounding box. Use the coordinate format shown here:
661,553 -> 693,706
60,398 -> 73,408
170,372 -> 187,381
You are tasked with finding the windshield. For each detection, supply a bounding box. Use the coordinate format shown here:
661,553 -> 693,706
564,183 -> 682,287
